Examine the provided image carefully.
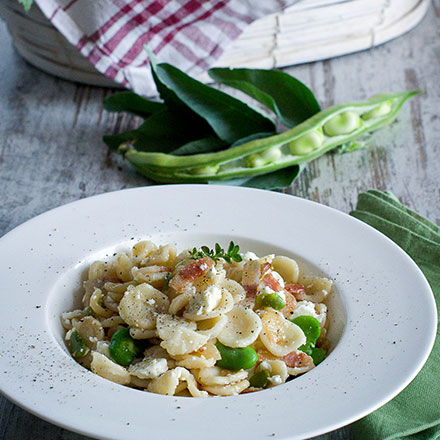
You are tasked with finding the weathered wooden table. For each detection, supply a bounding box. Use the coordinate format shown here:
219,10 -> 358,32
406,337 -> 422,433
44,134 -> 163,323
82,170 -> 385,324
0,3 -> 439,439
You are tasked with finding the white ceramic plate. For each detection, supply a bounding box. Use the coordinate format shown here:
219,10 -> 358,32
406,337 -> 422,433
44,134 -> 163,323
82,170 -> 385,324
0,185 -> 436,440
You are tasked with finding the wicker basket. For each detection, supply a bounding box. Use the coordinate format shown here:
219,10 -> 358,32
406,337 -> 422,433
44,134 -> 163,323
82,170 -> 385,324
0,0 -> 429,88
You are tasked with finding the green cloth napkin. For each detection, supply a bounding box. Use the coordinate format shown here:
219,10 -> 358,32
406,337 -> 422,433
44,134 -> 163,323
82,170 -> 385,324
350,190 -> 440,440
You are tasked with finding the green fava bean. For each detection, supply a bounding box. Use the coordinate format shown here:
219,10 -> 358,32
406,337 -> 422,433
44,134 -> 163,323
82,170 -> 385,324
323,111 -> 361,136
215,342 -> 258,370
246,146 -> 281,168
249,369 -> 270,388
310,347 -> 326,365
361,101 -> 392,120
288,129 -> 323,155
190,164 -> 220,176
255,292 -> 286,310
291,315 -> 321,347
109,327 -> 144,367
69,330 -> 88,359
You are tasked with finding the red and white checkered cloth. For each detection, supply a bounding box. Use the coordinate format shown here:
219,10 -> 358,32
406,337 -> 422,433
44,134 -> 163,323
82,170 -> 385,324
35,0 -> 297,95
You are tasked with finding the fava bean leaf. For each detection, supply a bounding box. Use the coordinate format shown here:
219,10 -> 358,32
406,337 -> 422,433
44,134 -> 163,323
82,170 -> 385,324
103,130 -> 138,151
147,48 -> 188,110
147,49 -> 276,144
240,165 -> 302,190
208,68 -> 321,127
229,132 -> 275,149
209,165 -> 302,190
103,91 -> 166,118
104,109 -> 215,153
171,137 -> 227,156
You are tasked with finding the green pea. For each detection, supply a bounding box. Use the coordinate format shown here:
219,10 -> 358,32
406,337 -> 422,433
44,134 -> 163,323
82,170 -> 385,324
362,101 -> 392,120
291,315 -> 321,347
215,342 -> 258,370
255,292 -> 286,310
310,347 -> 326,365
288,129 -> 323,155
323,111 -> 361,136
69,330 -> 88,359
249,369 -> 270,388
109,327 -> 144,367
246,146 -> 281,168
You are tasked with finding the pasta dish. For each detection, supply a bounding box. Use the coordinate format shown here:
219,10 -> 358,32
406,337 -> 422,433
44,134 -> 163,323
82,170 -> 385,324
61,241 -> 332,396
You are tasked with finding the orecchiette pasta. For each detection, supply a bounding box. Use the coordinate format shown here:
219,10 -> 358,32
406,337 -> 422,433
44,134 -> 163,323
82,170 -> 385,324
147,367 -> 207,397
201,380 -> 250,396
172,342 -> 221,369
259,310 -> 306,357
90,288 -> 114,318
118,283 -> 169,330
91,352 -> 131,385
196,315 -> 227,339
272,256 -> 299,284
217,305 -> 262,348
194,366 -> 248,386
63,240 -> 332,397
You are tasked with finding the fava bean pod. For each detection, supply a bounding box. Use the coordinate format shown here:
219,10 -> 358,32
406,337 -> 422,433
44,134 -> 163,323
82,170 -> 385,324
120,91 -> 419,183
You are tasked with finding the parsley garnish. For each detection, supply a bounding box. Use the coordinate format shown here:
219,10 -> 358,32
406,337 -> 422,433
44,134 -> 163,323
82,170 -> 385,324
189,241 -> 243,264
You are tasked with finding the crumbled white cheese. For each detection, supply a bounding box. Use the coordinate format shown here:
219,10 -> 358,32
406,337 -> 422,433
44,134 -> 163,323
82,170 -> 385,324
259,285 -> 276,295
205,265 -> 217,279
194,284 -> 222,315
290,300 -> 327,325
96,341 -> 110,357
128,358 -> 168,379
260,361 -> 272,372
200,263 -> 208,271
268,374 -> 282,385
242,251 -> 259,261
277,290 -> 286,301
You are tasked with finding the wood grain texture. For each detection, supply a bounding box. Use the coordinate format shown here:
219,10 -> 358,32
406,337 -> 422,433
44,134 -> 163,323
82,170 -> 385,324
0,4 -> 438,440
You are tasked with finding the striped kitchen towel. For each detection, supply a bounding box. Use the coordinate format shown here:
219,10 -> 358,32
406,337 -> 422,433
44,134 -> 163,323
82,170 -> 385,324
34,0 -> 299,95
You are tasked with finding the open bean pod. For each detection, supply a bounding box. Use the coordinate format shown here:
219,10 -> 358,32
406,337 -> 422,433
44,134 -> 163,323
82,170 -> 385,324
121,91 -> 419,183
